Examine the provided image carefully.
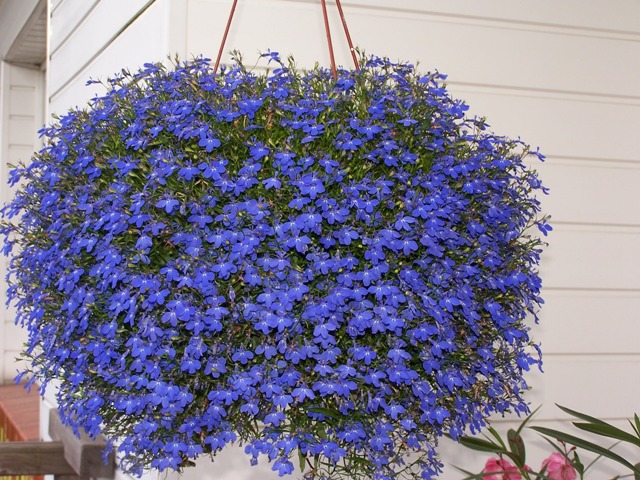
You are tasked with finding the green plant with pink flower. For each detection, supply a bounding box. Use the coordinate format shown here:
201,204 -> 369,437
455,405 -> 640,480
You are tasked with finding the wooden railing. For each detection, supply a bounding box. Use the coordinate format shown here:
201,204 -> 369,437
0,384 -> 43,480
0,384 -> 114,480
0,409 -> 115,479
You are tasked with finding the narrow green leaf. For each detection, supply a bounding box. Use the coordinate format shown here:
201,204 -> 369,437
452,466 -> 515,480
572,422 -> 640,448
346,455 -> 373,467
541,435 -> 567,456
507,428 -> 527,467
451,465 -> 486,479
633,414 -> 640,437
298,447 -> 306,472
532,426 -> 640,475
487,426 -> 507,449
535,462 -> 549,480
556,404 -> 608,425
306,406 -> 341,420
516,405 -> 542,437
635,462 -> 640,480
457,435 -> 508,454
572,451 -> 585,477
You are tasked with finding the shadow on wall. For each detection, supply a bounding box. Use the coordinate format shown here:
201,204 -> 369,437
163,447 -> 278,480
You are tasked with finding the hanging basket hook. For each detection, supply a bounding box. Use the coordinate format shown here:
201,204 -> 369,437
213,0 -> 360,77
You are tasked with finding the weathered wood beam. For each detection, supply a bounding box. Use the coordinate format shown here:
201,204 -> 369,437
49,409 -> 115,478
0,441 -> 76,475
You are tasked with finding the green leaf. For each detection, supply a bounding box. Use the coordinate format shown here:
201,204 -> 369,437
298,447 -> 306,472
457,435 -> 508,454
507,428 -> 527,467
532,426 -> 640,475
452,466 -> 505,480
572,422 -> 640,447
487,426 -> 507,449
556,404 -> 608,425
571,451 -> 585,477
346,455 -> 374,467
632,414 -> 640,437
535,463 -> 549,480
541,435 -> 567,456
306,406 -> 341,420
516,405 -> 542,437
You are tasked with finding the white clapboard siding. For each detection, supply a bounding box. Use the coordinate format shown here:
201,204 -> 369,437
49,0 -> 170,114
453,87 -> 640,162
187,0 -> 640,98
49,0 -> 99,54
0,62 -> 43,383
524,355 -> 640,419
320,0 -> 640,35
541,224 -> 640,290
536,158 -> 640,226
539,290 -> 640,354
48,0 -> 157,100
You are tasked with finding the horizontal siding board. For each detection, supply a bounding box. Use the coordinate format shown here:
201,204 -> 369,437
187,0 -> 333,70
50,0 -> 64,13
540,224 -> 640,290
454,87 -> 640,162
49,0 -> 154,97
349,9 -> 640,99
525,355 -> 640,419
49,0 -> 99,54
537,158 -> 640,226
188,0 -> 640,98
537,290 -> 640,354
49,1 -> 167,114
303,0 -> 640,35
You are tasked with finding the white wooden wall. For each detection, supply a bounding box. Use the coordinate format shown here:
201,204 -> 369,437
0,62 -> 44,384
38,0 -> 640,478
0,0 -> 46,386
48,0 -> 186,115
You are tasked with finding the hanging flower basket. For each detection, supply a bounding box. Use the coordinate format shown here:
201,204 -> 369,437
1,49 -> 549,480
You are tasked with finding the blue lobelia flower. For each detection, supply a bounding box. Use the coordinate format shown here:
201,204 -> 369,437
0,52 -> 549,480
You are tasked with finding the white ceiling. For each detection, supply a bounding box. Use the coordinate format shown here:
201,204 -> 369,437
3,0 -> 47,66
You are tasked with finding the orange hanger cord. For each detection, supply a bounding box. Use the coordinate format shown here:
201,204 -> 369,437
214,0 -> 360,77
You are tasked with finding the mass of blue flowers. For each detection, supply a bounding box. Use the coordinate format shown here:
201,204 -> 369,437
0,52 -> 549,480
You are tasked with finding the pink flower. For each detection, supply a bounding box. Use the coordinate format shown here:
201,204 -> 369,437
541,452 -> 577,480
482,458 -> 523,480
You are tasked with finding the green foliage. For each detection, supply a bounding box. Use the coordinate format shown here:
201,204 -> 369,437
455,405 -> 640,479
